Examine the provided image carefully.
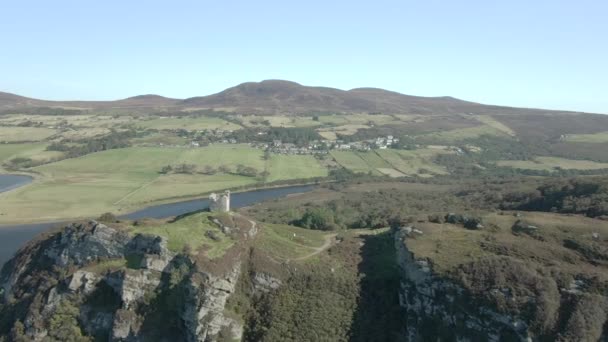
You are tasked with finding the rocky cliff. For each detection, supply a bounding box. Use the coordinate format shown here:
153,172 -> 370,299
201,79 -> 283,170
394,216 -> 608,341
0,216 -> 264,342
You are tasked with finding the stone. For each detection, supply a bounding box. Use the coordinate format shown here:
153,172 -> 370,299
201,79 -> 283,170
252,272 -> 282,293
209,190 -> 231,212
182,263 -> 241,342
67,270 -> 100,295
106,270 -> 161,309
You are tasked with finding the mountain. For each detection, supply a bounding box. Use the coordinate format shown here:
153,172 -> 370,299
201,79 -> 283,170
0,80 -> 592,115
0,91 -> 179,111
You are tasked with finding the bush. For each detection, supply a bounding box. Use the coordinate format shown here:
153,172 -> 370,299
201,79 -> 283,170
292,207 -> 339,231
98,212 -> 118,223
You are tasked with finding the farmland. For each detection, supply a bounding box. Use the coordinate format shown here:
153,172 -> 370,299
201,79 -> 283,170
137,116 -> 242,130
0,127 -> 57,142
0,144 -> 327,223
330,149 -> 449,177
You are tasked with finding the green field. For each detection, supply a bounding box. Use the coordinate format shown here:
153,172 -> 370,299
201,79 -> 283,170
474,115 -> 516,136
419,124 -> 508,142
241,116 -> 322,128
496,156 -> 608,171
130,212 -> 236,257
0,126 -> 57,142
331,151 -> 377,174
257,222 -> 328,260
331,149 -> 448,177
0,114 -> 133,128
0,142 -> 63,166
138,117 -> 242,130
563,131 -> 608,143
377,149 -> 449,176
0,144 -> 327,223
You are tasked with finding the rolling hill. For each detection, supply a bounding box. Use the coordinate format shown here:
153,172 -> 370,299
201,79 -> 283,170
0,80 -> 594,116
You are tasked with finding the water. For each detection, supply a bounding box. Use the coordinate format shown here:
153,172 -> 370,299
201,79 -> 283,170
0,184 -> 315,268
0,174 -> 33,193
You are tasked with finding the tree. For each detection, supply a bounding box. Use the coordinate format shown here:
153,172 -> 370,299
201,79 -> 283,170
293,208 -> 339,231
201,165 -> 217,175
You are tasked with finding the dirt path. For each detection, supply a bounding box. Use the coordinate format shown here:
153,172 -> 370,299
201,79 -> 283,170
293,233 -> 336,261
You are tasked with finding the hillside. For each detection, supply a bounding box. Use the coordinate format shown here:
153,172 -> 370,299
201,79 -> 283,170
0,80 -> 594,116
0,92 -> 179,111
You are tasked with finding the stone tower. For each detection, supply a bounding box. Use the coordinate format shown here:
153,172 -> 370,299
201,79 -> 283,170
209,190 -> 230,212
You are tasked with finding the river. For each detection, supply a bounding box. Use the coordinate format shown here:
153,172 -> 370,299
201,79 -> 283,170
0,174 -> 33,193
0,184 -> 315,268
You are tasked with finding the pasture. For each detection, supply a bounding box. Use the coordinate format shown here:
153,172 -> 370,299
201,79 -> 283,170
0,144 -> 327,223
0,143 -> 62,166
241,115 -> 321,128
137,116 -> 242,131
0,126 -> 57,142
418,124 -> 508,142
331,149 -> 449,177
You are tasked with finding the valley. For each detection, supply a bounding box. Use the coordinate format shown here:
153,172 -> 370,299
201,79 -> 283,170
1,81 -> 608,341
1,82 -> 608,224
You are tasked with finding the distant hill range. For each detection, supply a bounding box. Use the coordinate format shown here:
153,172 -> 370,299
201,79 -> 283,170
0,80 -> 592,116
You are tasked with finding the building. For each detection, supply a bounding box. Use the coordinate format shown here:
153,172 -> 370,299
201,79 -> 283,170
209,190 -> 231,212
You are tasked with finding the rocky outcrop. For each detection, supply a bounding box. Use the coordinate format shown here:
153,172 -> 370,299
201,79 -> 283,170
0,216 -> 260,342
106,270 -> 162,309
394,225 -> 608,341
252,272 -> 282,293
44,221 -> 130,267
182,263 -> 243,342
394,226 -> 531,341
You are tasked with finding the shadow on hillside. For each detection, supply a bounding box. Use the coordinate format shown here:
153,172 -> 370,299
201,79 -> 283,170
348,231 -> 407,342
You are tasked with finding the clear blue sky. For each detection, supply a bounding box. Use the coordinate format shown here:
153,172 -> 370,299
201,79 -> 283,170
1,0 -> 606,113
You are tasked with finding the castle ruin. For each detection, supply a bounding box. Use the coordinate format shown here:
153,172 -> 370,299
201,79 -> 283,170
209,190 -> 230,212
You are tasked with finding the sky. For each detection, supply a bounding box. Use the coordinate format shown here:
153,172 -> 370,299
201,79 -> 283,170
0,0 -> 606,113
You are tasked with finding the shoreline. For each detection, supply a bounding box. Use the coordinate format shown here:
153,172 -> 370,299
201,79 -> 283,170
0,181 -> 324,227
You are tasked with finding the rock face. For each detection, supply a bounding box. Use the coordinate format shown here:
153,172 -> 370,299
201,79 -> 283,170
0,218 -> 260,342
394,226 -> 532,341
182,264 -> 243,342
394,226 -> 608,341
44,221 -> 130,267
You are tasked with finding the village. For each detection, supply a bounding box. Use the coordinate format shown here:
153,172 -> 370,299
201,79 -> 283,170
181,128 -> 401,155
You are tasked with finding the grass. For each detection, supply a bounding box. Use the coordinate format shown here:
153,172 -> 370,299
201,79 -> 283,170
474,115 -> 516,136
563,131 -> 608,143
0,144 -> 327,223
357,151 -> 393,169
419,124 -> 508,143
129,212 -> 235,258
331,149 -> 449,177
377,149 -> 450,176
496,157 -> 608,171
83,259 -> 128,273
138,117 -> 242,131
316,124 -> 370,140
256,222 -> 328,260
0,127 -> 57,142
241,116 -> 321,128
330,151 -> 378,174
407,210 -> 608,277
0,142 -> 63,166
266,154 -> 328,181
